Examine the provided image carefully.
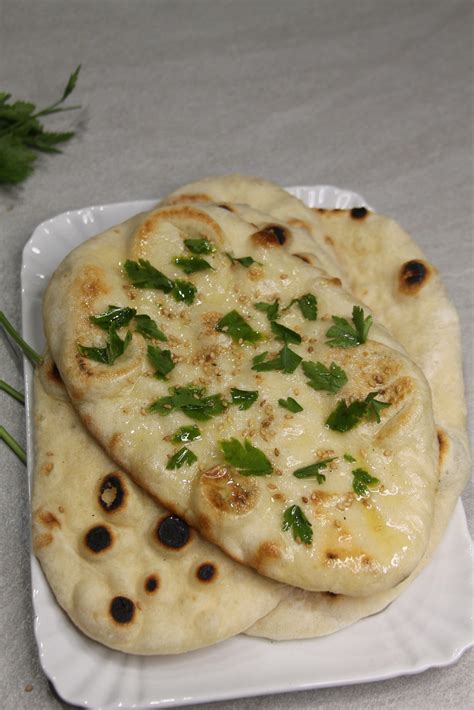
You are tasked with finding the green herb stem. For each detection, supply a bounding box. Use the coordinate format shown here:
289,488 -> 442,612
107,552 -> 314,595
0,426 -> 26,464
0,379 -> 25,405
0,311 -> 42,365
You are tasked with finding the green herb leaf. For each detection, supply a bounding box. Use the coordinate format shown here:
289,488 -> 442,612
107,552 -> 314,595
90,305 -> 136,331
171,425 -> 202,444
215,310 -> 262,344
278,397 -> 303,413
134,314 -> 167,341
124,259 -> 174,293
166,446 -> 198,470
183,238 -> 216,254
326,306 -> 373,348
293,457 -> 337,483
219,438 -> 272,475
147,345 -> 175,379
226,252 -> 261,268
254,300 -> 280,321
352,468 -> 380,497
171,279 -> 197,305
364,391 -> 392,422
326,392 -> 390,432
149,385 -> 227,421
270,321 -> 302,345
282,505 -> 313,544
344,453 -> 356,463
251,345 -> 302,374
302,360 -> 348,393
78,329 -> 132,365
0,135 -> 36,184
230,387 -> 259,410
174,255 -> 214,274
285,293 -> 318,320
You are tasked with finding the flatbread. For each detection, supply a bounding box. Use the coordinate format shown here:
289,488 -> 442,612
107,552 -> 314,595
248,207 -> 470,638
43,200 -> 438,596
32,354 -> 283,654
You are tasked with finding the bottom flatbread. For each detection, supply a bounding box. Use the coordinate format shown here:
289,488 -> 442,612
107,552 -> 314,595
247,207 -> 470,639
32,355 -> 283,654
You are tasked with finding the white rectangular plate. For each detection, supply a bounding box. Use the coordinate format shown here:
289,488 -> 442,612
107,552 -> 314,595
22,186 -> 473,709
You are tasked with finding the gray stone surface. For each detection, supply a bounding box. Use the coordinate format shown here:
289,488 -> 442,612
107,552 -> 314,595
0,0 -> 472,708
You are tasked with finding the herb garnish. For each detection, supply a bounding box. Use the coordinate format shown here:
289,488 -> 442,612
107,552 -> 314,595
0,310 -> 42,365
147,345 -> 175,379
0,425 -> 27,464
326,306 -> 373,348
225,252 -> 261,268
184,238 -> 216,254
134,314 -> 167,341
215,310 -> 262,344
0,66 -> 81,186
302,360 -> 348,393
270,321 -> 302,345
284,293 -> 318,321
282,505 -> 313,544
149,385 -> 227,421
173,255 -> 214,274
78,329 -> 132,365
166,446 -> 198,470
89,305 -> 137,331
326,392 -> 391,432
172,279 -> 197,305
352,468 -> 380,497
230,387 -> 259,410
219,438 -> 272,475
278,397 -> 303,413
171,425 -> 202,444
344,453 -> 356,463
252,345 -> 302,374
293,457 -> 337,483
124,259 -> 174,293
254,300 -> 280,321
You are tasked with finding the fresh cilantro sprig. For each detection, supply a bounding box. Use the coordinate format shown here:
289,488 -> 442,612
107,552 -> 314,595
78,329 -> 132,365
278,397 -> 303,413
282,505 -> 313,545
270,321 -> 302,345
225,252 -> 261,268
302,360 -> 347,393
352,468 -> 380,497
172,279 -> 197,305
0,66 -> 81,185
215,310 -> 262,344
184,238 -> 215,254
171,425 -> 202,444
124,259 -> 197,305
147,345 -> 175,380
284,293 -> 318,321
230,387 -> 259,410
293,457 -> 337,483
149,385 -> 227,421
344,453 -> 356,463
134,314 -> 167,341
252,345 -> 302,374
326,392 -> 391,432
166,446 -> 198,470
90,305 -> 137,331
219,438 -> 272,475
173,255 -> 214,274
326,306 -> 373,348
254,300 -> 280,321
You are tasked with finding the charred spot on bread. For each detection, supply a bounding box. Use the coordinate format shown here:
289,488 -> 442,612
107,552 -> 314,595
196,562 -> 217,582
200,466 -> 259,515
437,427 -> 449,469
156,514 -> 191,549
99,473 -> 127,513
85,525 -> 113,553
110,596 -> 135,624
350,207 -> 368,220
251,224 -> 290,247
399,259 -> 432,294
48,361 -> 63,385
144,574 -> 160,593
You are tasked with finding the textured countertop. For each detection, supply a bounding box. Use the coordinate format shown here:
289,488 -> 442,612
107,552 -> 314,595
0,1 -> 472,708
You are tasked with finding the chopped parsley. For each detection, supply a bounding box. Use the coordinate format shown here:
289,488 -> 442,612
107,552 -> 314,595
78,328 -> 132,365
134,314 -> 167,341
225,252 -> 261,268
251,345 -> 302,374
166,447 -> 198,470
326,306 -> 373,348
278,397 -> 303,413
149,385 -> 227,421
352,468 -> 380,497
270,321 -> 302,345
147,345 -> 175,380
344,453 -> 356,463
171,425 -> 202,444
183,238 -> 216,254
302,360 -> 347,393
254,299 -> 280,321
124,259 -> 174,293
230,387 -> 259,410
282,505 -> 313,545
173,255 -> 214,274
89,305 -> 136,331
171,279 -> 197,305
219,438 -> 272,475
215,310 -> 262,344
293,457 -> 337,483
285,293 -> 318,321
326,392 -> 391,432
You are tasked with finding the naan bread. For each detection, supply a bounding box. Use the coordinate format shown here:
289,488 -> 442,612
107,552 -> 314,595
32,355 -> 283,654
248,207 -> 470,638
43,201 -> 438,596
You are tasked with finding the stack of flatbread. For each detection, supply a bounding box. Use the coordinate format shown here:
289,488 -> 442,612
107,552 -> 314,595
32,175 -> 470,654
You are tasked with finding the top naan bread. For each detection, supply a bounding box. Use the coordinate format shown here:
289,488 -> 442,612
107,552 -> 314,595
43,200 -> 438,596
